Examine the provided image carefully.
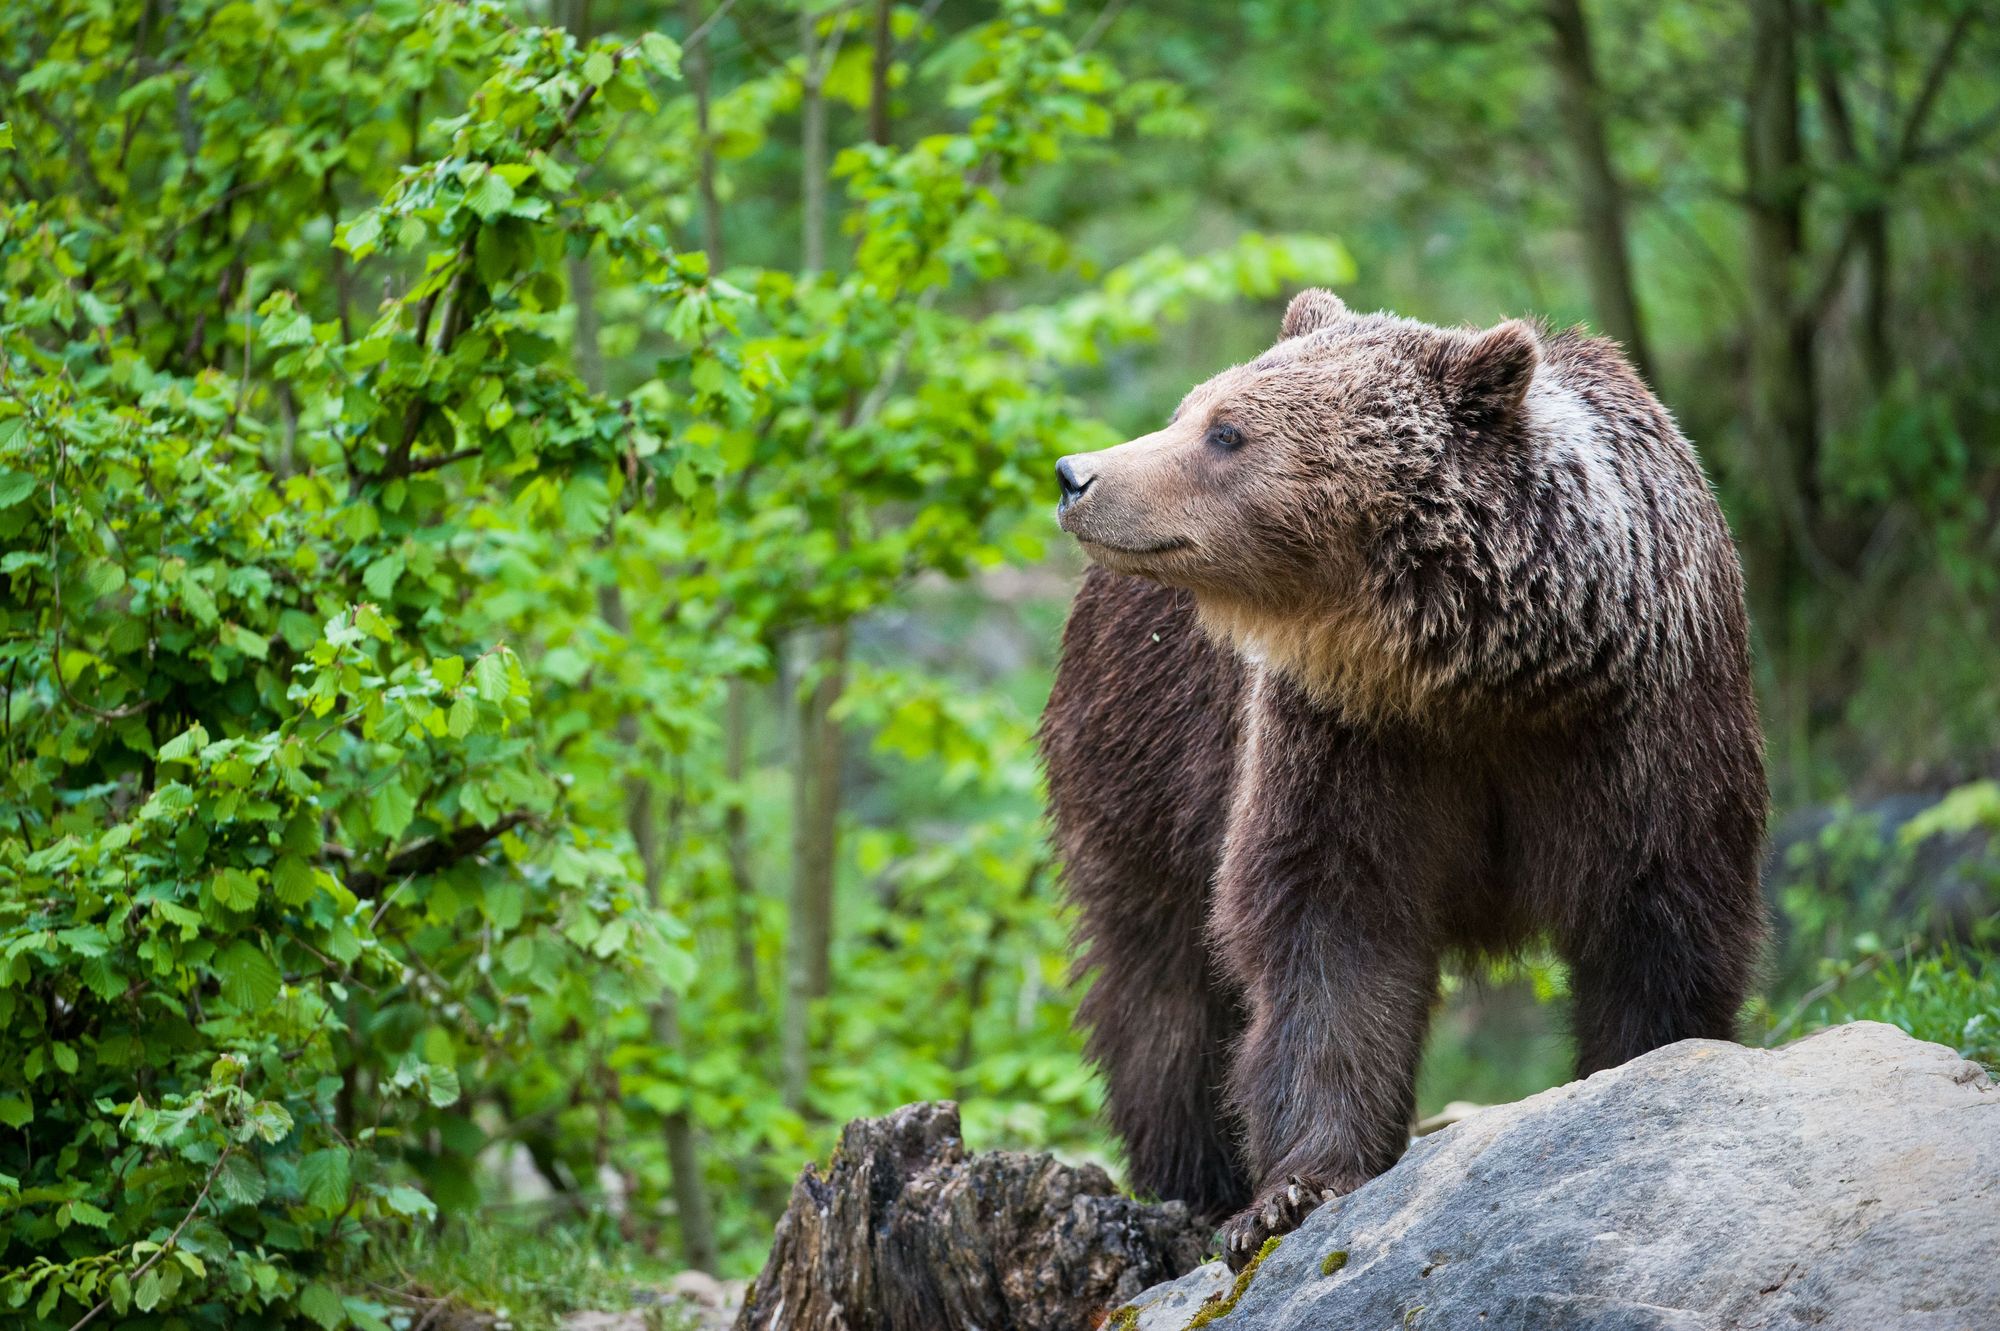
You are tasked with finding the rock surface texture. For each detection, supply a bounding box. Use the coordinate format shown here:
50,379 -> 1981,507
1119,1022 -> 1997,1331
732,1100 -> 1208,1331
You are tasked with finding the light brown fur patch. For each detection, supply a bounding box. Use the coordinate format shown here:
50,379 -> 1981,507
1196,593 -> 1441,725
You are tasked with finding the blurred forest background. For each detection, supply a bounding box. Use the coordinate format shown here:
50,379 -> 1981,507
2,0 -> 1997,1326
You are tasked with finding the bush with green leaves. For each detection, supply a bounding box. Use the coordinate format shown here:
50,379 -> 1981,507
1,0 -> 1351,1323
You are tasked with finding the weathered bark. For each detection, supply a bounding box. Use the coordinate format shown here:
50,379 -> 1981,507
1541,0 -> 1653,381
734,1102 -> 1211,1331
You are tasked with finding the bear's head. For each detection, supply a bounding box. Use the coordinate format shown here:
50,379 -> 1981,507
1054,289 -> 1542,707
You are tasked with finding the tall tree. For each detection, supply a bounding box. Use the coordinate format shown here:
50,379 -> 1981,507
1743,0 -> 1822,605
782,0 -> 851,1114
1542,0 -> 1654,380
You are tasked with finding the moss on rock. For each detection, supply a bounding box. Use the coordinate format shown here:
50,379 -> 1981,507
1186,1236 -> 1283,1328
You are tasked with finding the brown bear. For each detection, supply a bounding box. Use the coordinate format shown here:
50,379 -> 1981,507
1038,290 -> 1767,1266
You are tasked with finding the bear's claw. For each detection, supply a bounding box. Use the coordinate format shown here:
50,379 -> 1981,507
1218,1174 -> 1337,1270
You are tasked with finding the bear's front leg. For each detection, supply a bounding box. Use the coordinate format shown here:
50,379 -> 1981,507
1206,689 -> 1445,1268
1209,935 -> 1437,1267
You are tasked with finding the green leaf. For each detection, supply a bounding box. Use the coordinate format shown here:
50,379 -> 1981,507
180,579 -> 218,624
639,32 -> 681,78
424,1063 -> 460,1108
463,168 -> 516,221
363,551 -> 404,599
246,1100 -> 294,1144
68,1199 -> 114,1229
432,654 -> 465,689
381,1184 -> 436,1220
299,1149 -> 351,1213
370,779 -> 416,840
224,623 -> 271,659
217,941 -> 282,1009
135,1268 -> 163,1313
447,692 -> 477,738
0,1094 -> 31,1129
211,866 -> 259,911
262,303 -> 315,348
337,211 -> 382,257
273,854 -> 318,905
142,781 -> 196,820
471,651 -> 509,699
499,934 -> 536,975
299,1281 -> 346,1330
0,470 -> 35,508
217,1153 -> 268,1205
158,723 -> 210,763
353,602 -> 393,640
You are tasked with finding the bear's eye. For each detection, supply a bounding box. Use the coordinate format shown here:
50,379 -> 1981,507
1206,422 -> 1245,453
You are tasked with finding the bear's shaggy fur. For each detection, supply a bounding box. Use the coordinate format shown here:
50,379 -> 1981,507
1038,291 -> 1767,1266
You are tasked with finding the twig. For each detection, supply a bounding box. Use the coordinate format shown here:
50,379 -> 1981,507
346,810 -> 534,898
402,446 -> 484,476
1079,0 -> 1128,52
1763,940 -> 1914,1048
67,1147 -> 233,1331
685,0 -> 738,49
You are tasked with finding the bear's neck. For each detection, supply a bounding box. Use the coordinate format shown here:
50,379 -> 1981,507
1194,592 -> 1443,725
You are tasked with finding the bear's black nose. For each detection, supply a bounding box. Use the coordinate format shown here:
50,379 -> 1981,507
1056,456 -> 1093,506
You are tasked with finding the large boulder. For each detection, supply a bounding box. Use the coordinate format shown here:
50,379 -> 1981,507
1121,1022 -> 1998,1330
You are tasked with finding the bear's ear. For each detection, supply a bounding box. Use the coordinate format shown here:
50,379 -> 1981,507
1281,288 -> 1349,340
1432,319 -> 1539,424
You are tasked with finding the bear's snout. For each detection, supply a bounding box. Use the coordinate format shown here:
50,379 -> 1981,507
1055,455 -> 1095,509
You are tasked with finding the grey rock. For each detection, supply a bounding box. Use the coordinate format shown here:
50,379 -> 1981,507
1126,1022 -> 1999,1331
1122,1261 -> 1232,1329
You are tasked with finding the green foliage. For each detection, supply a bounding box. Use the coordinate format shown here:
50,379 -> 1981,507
1824,947 -> 2000,1072
3,0 -> 1993,1317
1,0 -> 1349,1319
348,1218 -> 697,1331
1764,782 -> 2000,1072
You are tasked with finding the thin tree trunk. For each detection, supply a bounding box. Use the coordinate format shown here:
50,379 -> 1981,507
868,0 -> 893,149
782,3 -> 847,1113
1855,206 -> 1890,388
782,622 -> 846,1111
800,3 -> 828,277
561,8 -> 718,1246
686,0 -> 725,269
685,0 -> 757,1022
1743,0 -> 1821,595
1743,0 -> 1822,803
1805,6 -> 1891,392
1541,0 -> 1654,381
610,729 -> 721,1274
725,677 -> 761,1017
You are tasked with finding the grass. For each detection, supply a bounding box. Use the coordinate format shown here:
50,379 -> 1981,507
345,1217 -> 702,1331
1809,943 -> 1999,1069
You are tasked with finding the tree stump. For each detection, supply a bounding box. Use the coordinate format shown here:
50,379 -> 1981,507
734,1101 -> 1211,1331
